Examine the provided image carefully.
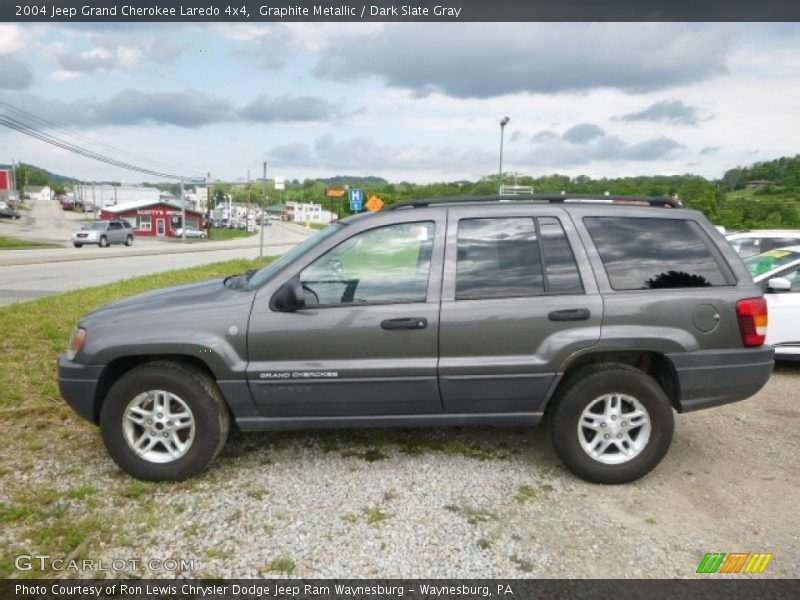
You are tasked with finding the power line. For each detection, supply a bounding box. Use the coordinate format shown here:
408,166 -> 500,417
0,100 -> 193,175
0,105 -> 203,182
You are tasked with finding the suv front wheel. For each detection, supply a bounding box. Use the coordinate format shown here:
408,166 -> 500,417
100,361 -> 230,481
548,364 -> 674,484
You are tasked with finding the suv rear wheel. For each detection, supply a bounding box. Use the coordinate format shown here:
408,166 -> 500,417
548,364 -> 674,484
99,361 -> 230,481
125,235 -> 133,246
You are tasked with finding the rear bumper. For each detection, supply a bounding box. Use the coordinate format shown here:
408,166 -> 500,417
58,357 -> 104,424
667,346 -> 774,413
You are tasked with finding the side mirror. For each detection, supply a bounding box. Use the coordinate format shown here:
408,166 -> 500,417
270,278 -> 306,311
766,277 -> 792,293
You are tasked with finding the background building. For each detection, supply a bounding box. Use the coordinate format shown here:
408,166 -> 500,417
0,169 -> 18,205
23,185 -> 52,201
285,201 -> 337,224
100,200 -> 204,237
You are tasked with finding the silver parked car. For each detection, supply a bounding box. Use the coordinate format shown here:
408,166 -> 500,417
174,226 -> 207,239
72,220 -> 134,248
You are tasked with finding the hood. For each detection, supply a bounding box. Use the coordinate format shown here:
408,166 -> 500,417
83,278 -> 237,324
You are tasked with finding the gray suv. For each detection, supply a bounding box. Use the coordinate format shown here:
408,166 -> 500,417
72,219 -> 135,248
58,196 -> 774,483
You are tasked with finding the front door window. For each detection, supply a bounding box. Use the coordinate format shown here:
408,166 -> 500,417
300,222 -> 435,306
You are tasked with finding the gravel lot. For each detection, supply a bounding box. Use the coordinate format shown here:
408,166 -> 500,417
1,364 -> 798,579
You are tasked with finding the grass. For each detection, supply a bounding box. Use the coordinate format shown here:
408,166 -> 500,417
444,504 -> 498,525
364,506 -> 394,526
121,481 -> 152,499
67,485 -> 98,500
207,228 -> 258,241
0,235 -> 60,249
0,256 -> 274,413
261,556 -> 295,575
510,554 -> 534,572
515,485 -> 538,504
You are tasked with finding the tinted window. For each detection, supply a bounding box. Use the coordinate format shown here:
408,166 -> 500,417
585,217 -> 729,290
456,218 -> 543,299
762,238 -> 800,252
300,222 -> 434,305
540,217 -> 583,293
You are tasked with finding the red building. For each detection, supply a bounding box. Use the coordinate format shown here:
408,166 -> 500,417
100,200 -> 204,237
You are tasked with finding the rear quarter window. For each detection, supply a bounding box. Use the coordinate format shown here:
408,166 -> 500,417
584,217 -> 733,290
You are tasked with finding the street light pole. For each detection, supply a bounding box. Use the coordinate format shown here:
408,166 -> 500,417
499,116 -> 510,192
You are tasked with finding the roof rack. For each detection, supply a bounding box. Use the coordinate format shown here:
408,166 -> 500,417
384,194 -> 683,210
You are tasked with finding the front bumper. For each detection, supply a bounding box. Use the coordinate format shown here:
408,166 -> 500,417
58,356 -> 104,424
72,232 -> 99,242
667,346 -> 775,413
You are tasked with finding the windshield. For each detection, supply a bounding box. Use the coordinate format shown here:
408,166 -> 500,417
246,223 -> 344,288
744,249 -> 800,277
84,221 -> 107,230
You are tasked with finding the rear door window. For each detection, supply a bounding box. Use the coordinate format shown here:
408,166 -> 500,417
455,217 -> 582,300
584,217 -> 732,290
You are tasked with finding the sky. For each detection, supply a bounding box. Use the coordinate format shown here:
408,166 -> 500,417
1,21 -> 799,184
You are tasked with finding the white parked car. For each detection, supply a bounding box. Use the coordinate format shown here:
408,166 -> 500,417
745,246 -> 800,361
726,230 -> 800,259
174,226 -> 207,239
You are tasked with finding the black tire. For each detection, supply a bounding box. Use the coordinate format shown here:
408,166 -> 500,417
73,243 -> 82,248
99,361 -> 230,481
547,364 -> 674,484
98,236 -> 108,248
125,235 -> 133,246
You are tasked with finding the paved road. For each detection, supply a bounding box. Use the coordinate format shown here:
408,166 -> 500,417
0,198 -> 312,306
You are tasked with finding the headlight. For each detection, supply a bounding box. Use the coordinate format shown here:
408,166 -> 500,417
66,327 -> 86,360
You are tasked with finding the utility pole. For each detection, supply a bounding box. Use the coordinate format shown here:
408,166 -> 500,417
207,171 -> 212,240
246,169 -> 251,232
180,177 -> 186,240
260,161 -> 267,258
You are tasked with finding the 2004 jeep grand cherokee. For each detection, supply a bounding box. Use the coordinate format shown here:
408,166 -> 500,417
58,195 -> 774,483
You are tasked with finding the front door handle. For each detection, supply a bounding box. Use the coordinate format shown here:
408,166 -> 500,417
381,317 -> 428,330
548,308 -> 590,322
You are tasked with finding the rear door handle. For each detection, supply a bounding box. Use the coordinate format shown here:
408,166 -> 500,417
548,308 -> 590,322
381,317 -> 428,330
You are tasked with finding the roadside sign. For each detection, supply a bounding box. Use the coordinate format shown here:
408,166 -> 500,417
325,187 -> 346,198
366,195 -> 384,211
349,188 -> 364,212
274,177 -> 285,191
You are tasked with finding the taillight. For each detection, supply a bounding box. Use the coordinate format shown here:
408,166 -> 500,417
736,298 -> 768,347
